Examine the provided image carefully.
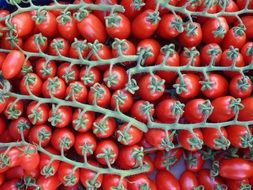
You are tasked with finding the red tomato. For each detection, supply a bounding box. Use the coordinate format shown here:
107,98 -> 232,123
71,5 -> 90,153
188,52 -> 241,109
180,47 -> 200,67
239,16 -> 253,38
19,145 -> 40,171
95,139 -> 119,165
236,0 -> 253,9
57,162 -> 79,186
74,132 -> 96,157
201,73 -> 228,99
79,67 -> 101,87
202,17 -> 229,44
23,33 -> 48,53
200,43 -> 222,66
128,174 -> 151,190
178,129 -> 203,151
156,98 -> 184,123
116,123 -> 143,146
156,170 -> 180,190
0,116 -> 5,134
174,73 -> 201,99
69,40 -> 89,59
185,151 -> 204,172
28,125 -> 52,147
179,22 -> 202,47
202,127 -> 229,150
0,33 -> 23,50
26,101 -> 49,125
49,38 -> 70,56
2,50 -> 25,79
10,12 -> 34,37
138,74 -> 165,101
121,0 -> 144,20
88,83 -> 111,107
179,170 -> 200,190
227,125 -> 252,148
130,100 -> 155,123
72,109 -> 95,132
111,90 -> 133,113
219,158 -> 253,180
157,14 -> 183,39
57,63 -> 79,85
8,117 -> 30,140
51,128 -> 75,151
5,166 -> 24,180
144,0 -> 177,15
102,174 -> 127,190
0,147 -> 22,168
226,179 -> 251,190
238,97 -> 253,121
65,81 -> 87,102
137,38 -> 160,66
35,58 -> 57,80
48,106 -> 72,128
105,13 -> 130,39
92,115 -> 116,138
36,175 -> 60,190
229,75 -> 252,98
198,169 -> 225,190
33,10 -> 58,37
42,77 -> 66,99
77,13 -> 106,43
0,178 -> 22,190
209,96 -> 240,122
19,73 -> 42,96
132,9 -> 160,39
103,66 -> 128,90
241,42 -> 253,65
4,97 -> 24,120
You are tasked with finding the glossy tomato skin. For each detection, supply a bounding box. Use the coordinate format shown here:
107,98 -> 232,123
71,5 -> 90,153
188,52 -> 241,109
132,9 -> 160,39
4,97 -> 24,120
28,125 -> 52,147
2,50 -> 25,79
241,42 -> 253,65
229,75 -> 252,98
156,170 -> 180,190
77,13 -> 106,43
102,174 -> 128,190
23,34 -> 48,53
48,106 -> 72,128
227,125 -> 252,148
74,132 -> 96,156
121,0 -> 143,20
239,16 -> 253,38
72,109 -> 95,132
8,117 -> 30,140
92,115 -> 116,138
127,174 -> 151,190
111,90 -> 133,113
179,170 -> 200,190
65,81 -> 88,103
130,100 -> 155,123
49,38 -> 70,56
35,59 -> 57,80
200,43 -> 222,66
88,83 -> 111,108
42,77 -> 66,99
198,169 -> 225,190
226,179 -> 251,190
238,97 -> 253,121
222,26 -> 246,50
26,101 -> 49,125
57,15 -> 79,41
80,67 -> 101,87
219,158 -> 253,180
57,63 -> 79,84
184,151 -> 204,172
178,129 -> 203,151
51,128 -> 75,151
19,73 -> 42,96
57,162 -> 80,186
0,178 -> 22,190
36,175 -> 60,190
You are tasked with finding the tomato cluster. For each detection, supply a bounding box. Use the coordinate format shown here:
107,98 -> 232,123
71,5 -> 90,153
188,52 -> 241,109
1,0 -> 253,189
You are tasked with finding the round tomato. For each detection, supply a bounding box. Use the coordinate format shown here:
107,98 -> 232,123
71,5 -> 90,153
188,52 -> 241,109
156,170 -> 180,190
48,38 -> 70,56
238,97 -> 253,121
23,33 -> 48,53
184,151 -> 204,172
8,117 -> 30,140
128,174 -> 151,190
179,170 -> 200,190
179,22 -> 202,47
229,75 -> 252,98
72,109 -> 95,132
227,125 -> 252,148
19,145 -> 40,171
241,42 -> 253,65
42,77 -> 66,99
26,101 -> 49,125
57,162 -> 79,186
28,124 -> 52,147
48,106 -> 72,128
57,62 -> 79,84
79,67 -> 101,87
111,90 -> 133,113
19,73 -> 42,96
200,43 -> 222,66
51,128 -> 75,151
88,83 -> 111,108
74,132 -> 97,157
35,58 -> 57,80
65,81 -> 88,102
102,174 -> 128,190
92,115 -> 116,138
130,100 -> 155,123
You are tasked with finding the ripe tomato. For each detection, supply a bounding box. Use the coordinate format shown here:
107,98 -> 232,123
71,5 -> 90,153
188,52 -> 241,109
57,62 -> 79,84
229,75 -> 252,98
236,0 -> 253,9
2,50 -> 25,79
154,148 -> 183,170
226,179 -> 251,190
28,125 -> 52,147
4,97 -> 24,120
102,174 -> 128,190
92,115 -> 116,138
132,9 -> 160,39
51,128 -> 75,151
77,12 -> 106,43
128,174 -> 151,190
42,77 -> 66,99
208,96 -> 239,122
26,101 -> 49,125
95,139 -> 119,165
202,127 -> 229,150
200,43 -> 222,66
156,45 -> 180,84
238,97 -> 253,121
179,170 -> 200,190
145,128 -> 173,150
72,109 -> 95,132
198,169 -> 225,190
218,0 -> 238,24
241,42 -> 253,65
103,66 -> 128,90
57,162 -> 79,186
23,33 -> 48,53
219,158 -> 253,180
178,129 -> 203,151
65,81 -> 87,102
0,178 -> 22,190
130,100 -> 155,123
80,161 -> 103,189
0,116 -> 5,134
239,16 -> 253,38
88,83 -> 111,107
201,73 -> 228,99
184,99 -> 212,123
220,47 -> 244,77
10,12 -> 34,37
5,166 -> 24,180
0,147 -> 22,168
116,123 -> 143,146
69,40 -> 89,59
48,106 -> 72,128
227,125 -> 252,148
156,99 -> 184,123
202,17 -> 229,44
222,25 -> 246,50
180,47 -> 200,67
1,33 -> 23,50
156,170 -> 180,190
49,38 -> 70,56
19,145 -> 40,172
36,175 -> 60,190
74,132 -> 96,157
174,73 -> 201,99
57,13 -> 79,41
105,13 -> 130,39
79,67 -> 101,87
35,58 -> 57,80
138,74 -> 165,101
121,0 -> 143,20
19,73 -> 42,96
179,22 -> 202,47
184,151 -> 204,172
8,117 -> 30,140
137,38 -> 160,66
33,10 -> 58,37
157,14 -> 183,39
111,90 -> 133,113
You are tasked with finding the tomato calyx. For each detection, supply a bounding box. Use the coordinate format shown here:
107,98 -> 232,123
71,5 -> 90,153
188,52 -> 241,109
233,24 -> 246,37
80,142 -> 94,158
56,11 -> 72,24
213,135 -> 230,150
96,148 -> 117,165
200,78 -> 215,91
229,98 -> 244,115
183,47 -> 200,65
171,101 -> 185,119
66,81 -> 83,100
137,47 -> 153,65
160,130 -> 175,151
93,117 -> 109,135
148,75 -> 165,94
71,39 -> 88,56
198,100 -> 213,119
47,77 -> 60,95
239,183 -> 251,190
48,105 -> 63,126
72,109 -> 89,131
237,76 -> 251,91
173,75 -> 188,94
90,83 -> 105,104
0,153 -> 10,169
215,184 -> 228,190
131,0 -> 145,10
187,132 -> 203,150
171,16 -> 184,33
213,25 -> 226,38
34,33 -> 47,48
240,133 -> 253,148
105,13 -> 122,27
4,32 -> 19,48
140,101 -> 154,121
184,22 -> 198,36
246,45 -> 253,56
193,185 -> 205,190
73,8 -> 89,22
104,73 -> 119,88
32,10 -> 47,24
112,39 -> 129,55
125,79 -> 139,94
146,11 -> 160,24
63,172 -> 78,186
131,146 -> 144,167
88,40 -> 103,57
113,91 -> 127,110
210,160 -> 220,177
50,39 -> 65,55
5,101 -> 22,119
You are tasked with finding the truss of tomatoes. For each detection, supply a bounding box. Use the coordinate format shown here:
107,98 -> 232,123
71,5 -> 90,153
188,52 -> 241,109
1,0 -> 253,189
